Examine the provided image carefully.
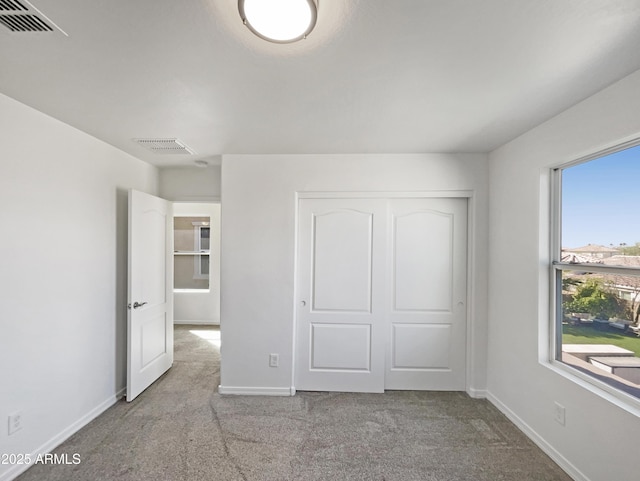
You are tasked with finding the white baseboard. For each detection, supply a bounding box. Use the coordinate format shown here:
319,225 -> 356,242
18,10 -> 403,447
0,388 -> 125,481
174,320 -> 219,325
486,391 -> 588,481
467,387 -> 487,399
217,385 -> 295,396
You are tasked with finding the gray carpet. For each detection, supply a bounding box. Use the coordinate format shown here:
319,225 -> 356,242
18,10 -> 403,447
17,325 -> 572,481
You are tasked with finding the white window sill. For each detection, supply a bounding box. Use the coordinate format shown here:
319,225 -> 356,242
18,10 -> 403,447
542,359 -> 640,418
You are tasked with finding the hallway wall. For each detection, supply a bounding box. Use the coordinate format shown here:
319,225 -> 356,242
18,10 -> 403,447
159,165 -> 221,202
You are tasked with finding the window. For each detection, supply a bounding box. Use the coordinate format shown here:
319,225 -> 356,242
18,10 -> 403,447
173,217 -> 210,290
552,143 -> 640,403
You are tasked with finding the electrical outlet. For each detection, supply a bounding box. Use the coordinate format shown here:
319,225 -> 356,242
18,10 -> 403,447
8,411 -> 23,435
554,402 -> 565,426
269,353 -> 279,367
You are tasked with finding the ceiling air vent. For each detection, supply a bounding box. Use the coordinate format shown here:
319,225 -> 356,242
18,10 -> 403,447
134,138 -> 195,155
0,0 -> 65,34
0,0 -> 29,11
0,13 -> 52,32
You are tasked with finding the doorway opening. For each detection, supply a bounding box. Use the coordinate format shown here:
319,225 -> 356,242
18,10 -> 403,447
127,193 -> 221,402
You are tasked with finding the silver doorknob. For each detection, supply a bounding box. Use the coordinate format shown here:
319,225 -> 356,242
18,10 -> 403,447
133,301 -> 148,309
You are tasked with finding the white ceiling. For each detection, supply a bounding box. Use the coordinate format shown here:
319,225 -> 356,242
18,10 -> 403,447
2,0 -> 640,167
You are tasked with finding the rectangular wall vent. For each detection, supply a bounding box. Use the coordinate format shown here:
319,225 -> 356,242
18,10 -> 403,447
0,13 -> 52,31
0,0 -> 28,11
134,138 -> 195,155
0,0 -> 65,34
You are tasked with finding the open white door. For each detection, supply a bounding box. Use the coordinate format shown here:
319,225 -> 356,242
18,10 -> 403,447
127,189 -> 173,402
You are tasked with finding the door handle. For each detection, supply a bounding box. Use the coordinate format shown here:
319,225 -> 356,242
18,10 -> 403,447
128,301 -> 148,309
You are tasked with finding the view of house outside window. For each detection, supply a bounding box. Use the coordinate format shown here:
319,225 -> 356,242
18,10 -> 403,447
557,144 -> 640,400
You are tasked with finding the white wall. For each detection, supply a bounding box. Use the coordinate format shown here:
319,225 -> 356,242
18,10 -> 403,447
0,94 -> 158,481
220,153 -> 489,395
159,165 -> 221,202
173,203 -> 221,324
488,69 -> 640,481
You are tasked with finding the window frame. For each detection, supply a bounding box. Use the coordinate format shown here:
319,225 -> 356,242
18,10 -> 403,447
550,142 -> 640,412
172,216 -> 211,291
193,222 -> 210,280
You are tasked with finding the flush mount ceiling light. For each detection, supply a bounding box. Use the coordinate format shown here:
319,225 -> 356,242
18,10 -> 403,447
239,0 -> 317,43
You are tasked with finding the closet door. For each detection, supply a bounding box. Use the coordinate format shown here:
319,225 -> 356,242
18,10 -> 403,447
295,198 -> 387,392
385,198 -> 467,390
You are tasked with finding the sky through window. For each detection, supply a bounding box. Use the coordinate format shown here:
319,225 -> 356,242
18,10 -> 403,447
562,145 -> 640,248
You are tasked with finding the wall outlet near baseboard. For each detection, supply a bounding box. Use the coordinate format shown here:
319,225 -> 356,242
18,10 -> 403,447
8,411 -> 23,435
554,402 -> 565,426
269,353 -> 279,367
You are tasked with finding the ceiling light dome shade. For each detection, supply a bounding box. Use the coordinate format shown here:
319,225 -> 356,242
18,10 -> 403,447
239,0 -> 318,43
